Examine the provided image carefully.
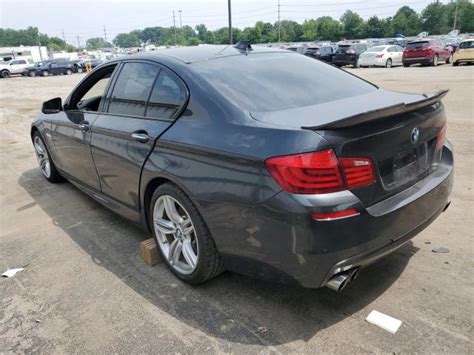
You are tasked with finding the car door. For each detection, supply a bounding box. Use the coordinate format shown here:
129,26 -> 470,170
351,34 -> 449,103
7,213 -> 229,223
90,61 -> 188,210
51,63 -> 119,190
9,59 -> 26,74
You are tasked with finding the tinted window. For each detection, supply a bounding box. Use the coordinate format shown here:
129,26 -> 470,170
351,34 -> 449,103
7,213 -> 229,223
406,41 -> 429,49
108,62 -> 159,117
192,53 -> 376,112
145,70 -> 186,120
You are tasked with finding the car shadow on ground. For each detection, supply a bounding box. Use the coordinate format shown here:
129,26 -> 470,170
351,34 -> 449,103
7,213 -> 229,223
18,168 -> 419,347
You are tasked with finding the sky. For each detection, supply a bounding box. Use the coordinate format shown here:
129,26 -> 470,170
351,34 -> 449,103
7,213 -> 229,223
0,0 -> 447,45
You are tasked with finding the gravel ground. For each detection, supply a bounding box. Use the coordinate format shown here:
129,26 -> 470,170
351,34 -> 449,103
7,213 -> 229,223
0,64 -> 473,354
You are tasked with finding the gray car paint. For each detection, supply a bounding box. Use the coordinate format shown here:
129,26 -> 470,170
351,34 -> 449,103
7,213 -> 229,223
31,46 -> 453,288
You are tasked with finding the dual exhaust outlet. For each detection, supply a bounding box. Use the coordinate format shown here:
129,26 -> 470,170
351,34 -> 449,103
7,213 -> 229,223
325,267 -> 360,292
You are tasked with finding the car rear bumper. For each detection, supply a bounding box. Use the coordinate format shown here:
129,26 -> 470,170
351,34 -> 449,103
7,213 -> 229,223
214,143 -> 454,288
403,56 -> 434,64
358,57 -> 386,66
332,56 -> 357,66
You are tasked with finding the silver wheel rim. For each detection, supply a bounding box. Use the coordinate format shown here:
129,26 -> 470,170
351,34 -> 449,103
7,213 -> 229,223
34,136 -> 51,178
153,195 -> 199,275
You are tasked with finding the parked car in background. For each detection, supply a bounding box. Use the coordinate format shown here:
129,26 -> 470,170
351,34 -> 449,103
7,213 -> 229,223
27,61 -> 75,77
69,59 -> 83,73
0,58 -> 34,78
286,45 -> 307,55
332,43 -> 367,67
402,39 -> 452,67
80,58 -> 103,71
452,39 -> 474,66
304,45 -> 334,63
30,45 -> 453,291
358,45 -> 404,68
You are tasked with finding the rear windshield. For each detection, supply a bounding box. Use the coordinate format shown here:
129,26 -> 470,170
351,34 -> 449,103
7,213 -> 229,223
406,41 -> 430,48
192,52 -> 376,112
459,40 -> 474,49
367,46 -> 386,52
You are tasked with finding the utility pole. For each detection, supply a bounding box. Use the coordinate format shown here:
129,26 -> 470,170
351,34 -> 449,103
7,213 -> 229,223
103,25 -> 108,44
453,0 -> 459,31
227,0 -> 233,44
76,35 -> 81,49
61,29 -> 66,43
172,10 -> 177,46
277,0 -> 281,43
178,10 -> 182,28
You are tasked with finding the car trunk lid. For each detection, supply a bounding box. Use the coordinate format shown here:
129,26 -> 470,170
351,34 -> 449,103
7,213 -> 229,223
251,89 -> 448,206
404,41 -> 433,58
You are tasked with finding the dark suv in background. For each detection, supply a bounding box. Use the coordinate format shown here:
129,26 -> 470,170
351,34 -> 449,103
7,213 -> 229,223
402,39 -> 452,67
304,46 -> 335,63
27,61 -> 75,77
332,43 -> 368,68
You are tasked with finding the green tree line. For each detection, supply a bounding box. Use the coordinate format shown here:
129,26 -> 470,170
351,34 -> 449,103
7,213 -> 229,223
1,1 -> 473,50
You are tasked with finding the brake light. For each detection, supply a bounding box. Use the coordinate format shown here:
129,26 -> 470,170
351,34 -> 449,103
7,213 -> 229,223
375,53 -> 384,58
436,122 -> 447,150
265,150 -> 376,195
340,157 -> 376,189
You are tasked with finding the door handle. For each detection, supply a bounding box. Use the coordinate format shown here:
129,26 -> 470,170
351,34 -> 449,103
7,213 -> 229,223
79,121 -> 90,131
131,131 -> 149,143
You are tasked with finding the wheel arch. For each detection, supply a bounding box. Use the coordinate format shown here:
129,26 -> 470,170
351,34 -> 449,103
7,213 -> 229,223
141,174 -> 207,233
30,125 -> 39,141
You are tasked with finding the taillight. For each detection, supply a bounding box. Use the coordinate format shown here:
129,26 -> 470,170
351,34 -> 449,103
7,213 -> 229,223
265,150 -> 375,195
375,53 -> 383,58
340,157 -> 376,189
436,122 -> 447,150
346,49 -> 355,54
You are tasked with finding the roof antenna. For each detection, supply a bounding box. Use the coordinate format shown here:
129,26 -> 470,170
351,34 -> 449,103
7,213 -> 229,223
234,40 -> 252,54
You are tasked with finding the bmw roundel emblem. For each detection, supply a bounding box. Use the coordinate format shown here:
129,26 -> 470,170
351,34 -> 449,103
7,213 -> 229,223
411,127 -> 420,143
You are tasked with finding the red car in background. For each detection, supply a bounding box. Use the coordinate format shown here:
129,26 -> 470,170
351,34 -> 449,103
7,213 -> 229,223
403,39 -> 452,67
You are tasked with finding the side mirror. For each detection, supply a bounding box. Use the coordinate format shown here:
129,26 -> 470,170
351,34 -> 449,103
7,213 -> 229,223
42,97 -> 63,114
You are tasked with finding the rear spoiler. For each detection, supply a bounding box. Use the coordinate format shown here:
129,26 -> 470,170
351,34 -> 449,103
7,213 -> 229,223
303,89 -> 449,130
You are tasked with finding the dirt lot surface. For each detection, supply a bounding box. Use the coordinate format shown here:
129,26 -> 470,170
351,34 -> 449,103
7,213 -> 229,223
1,65 -> 473,354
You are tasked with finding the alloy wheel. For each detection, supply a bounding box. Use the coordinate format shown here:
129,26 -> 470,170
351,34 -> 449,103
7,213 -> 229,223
153,195 -> 199,275
34,136 -> 51,178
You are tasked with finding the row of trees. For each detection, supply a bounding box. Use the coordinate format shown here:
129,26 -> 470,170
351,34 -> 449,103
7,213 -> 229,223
112,1 -> 474,47
1,1 -> 473,51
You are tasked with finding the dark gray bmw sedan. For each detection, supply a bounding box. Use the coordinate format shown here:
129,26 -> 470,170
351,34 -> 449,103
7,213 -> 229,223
31,45 -> 453,291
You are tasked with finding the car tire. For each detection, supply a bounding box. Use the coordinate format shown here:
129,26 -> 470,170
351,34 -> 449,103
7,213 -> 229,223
403,63 -> 410,67
432,55 -> 439,66
353,60 -> 360,68
28,71 -> 36,77
385,59 -> 392,68
446,54 -> 453,64
150,183 -> 224,284
66,69 -> 72,75
32,131 -> 63,183
42,70 -> 49,77
1,70 -> 11,78
453,61 -> 459,66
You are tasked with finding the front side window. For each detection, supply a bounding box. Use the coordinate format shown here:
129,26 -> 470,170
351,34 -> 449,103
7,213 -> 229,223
108,62 -> 159,117
69,64 -> 117,112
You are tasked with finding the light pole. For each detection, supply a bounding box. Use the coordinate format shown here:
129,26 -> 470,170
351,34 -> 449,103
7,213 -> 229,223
228,0 -> 233,44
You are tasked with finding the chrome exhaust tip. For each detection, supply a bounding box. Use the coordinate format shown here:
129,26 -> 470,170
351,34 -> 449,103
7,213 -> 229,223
325,268 -> 360,292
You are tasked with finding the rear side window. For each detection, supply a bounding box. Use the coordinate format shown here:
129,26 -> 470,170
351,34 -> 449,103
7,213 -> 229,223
192,53 -> 376,112
145,70 -> 186,120
108,62 -> 159,117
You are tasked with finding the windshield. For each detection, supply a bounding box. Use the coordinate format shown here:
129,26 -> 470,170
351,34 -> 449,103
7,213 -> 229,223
192,52 -> 376,112
459,40 -> 474,49
366,46 -> 386,52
